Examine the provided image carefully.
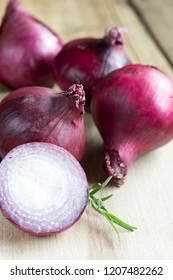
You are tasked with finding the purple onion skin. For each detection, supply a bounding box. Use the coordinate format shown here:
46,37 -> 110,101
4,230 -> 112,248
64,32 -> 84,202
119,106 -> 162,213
53,27 -> 131,109
0,0 -> 63,89
0,85 -> 86,160
90,64 -> 173,186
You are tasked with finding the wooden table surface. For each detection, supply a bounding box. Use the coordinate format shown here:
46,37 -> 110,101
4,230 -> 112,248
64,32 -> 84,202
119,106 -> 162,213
0,0 -> 173,260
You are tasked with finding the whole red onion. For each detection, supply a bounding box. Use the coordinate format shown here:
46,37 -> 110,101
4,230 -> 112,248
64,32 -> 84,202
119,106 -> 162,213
90,64 -> 173,186
53,27 -> 131,109
0,142 -> 88,235
0,0 -> 63,89
0,84 -> 85,160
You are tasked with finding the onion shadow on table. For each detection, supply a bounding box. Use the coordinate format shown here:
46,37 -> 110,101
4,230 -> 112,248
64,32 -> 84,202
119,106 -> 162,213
80,141 -> 107,185
80,113 -> 108,184
0,83 -> 10,94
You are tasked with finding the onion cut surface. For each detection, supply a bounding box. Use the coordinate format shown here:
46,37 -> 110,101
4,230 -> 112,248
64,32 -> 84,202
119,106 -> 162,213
0,143 -> 88,235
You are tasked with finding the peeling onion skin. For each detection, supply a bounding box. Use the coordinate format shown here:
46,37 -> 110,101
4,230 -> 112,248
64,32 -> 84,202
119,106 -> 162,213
0,143 -> 88,235
53,27 -> 131,109
0,84 -> 86,160
90,64 -> 173,186
0,0 -> 63,89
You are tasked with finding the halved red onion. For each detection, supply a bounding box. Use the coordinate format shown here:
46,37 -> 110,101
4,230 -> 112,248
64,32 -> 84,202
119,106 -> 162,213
0,142 -> 88,235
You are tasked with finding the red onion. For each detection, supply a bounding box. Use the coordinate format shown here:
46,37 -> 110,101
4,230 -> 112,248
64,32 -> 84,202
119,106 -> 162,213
0,0 -> 63,89
90,64 -> 173,186
53,27 -> 131,109
0,142 -> 88,235
0,84 -> 85,160
0,143 -> 137,235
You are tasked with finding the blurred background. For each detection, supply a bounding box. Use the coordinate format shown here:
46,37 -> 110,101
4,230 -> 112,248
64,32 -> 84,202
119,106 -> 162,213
1,0 -> 173,78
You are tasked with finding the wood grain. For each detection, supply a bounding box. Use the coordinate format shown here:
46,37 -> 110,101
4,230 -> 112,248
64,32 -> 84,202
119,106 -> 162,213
130,0 -> 173,67
0,0 -> 173,260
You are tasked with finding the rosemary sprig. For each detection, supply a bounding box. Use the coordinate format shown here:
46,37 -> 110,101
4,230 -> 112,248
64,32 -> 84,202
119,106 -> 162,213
89,176 -> 137,237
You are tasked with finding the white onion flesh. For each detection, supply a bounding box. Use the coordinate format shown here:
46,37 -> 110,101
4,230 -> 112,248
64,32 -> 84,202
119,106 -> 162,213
0,143 -> 88,235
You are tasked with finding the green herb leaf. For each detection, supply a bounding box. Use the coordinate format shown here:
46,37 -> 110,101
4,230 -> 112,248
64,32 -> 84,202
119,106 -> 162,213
89,176 -> 137,237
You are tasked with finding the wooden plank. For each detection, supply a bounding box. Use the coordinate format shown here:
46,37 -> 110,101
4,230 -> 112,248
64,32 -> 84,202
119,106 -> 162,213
104,0 -> 173,78
0,0 -> 173,260
130,0 -> 173,66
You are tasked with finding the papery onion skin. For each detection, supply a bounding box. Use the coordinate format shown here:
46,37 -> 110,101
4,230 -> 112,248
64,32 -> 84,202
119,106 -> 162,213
90,64 -> 173,186
0,0 -> 63,89
53,27 -> 131,109
0,143 -> 88,235
0,84 -> 86,160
